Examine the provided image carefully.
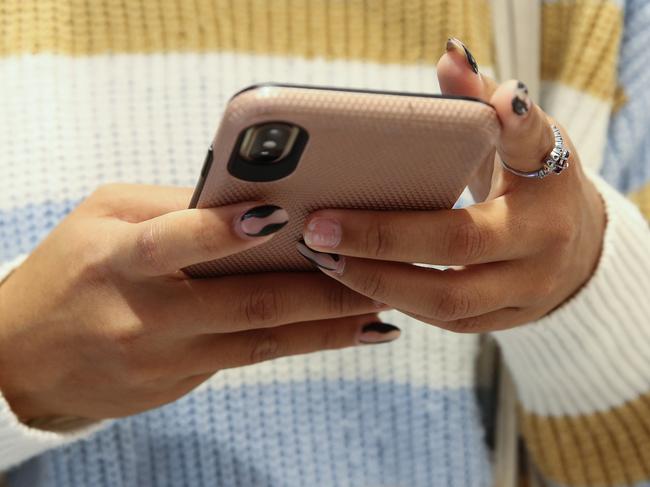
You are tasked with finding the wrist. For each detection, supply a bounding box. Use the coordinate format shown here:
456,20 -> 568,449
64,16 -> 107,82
0,378 -> 48,424
0,278 -> 53,423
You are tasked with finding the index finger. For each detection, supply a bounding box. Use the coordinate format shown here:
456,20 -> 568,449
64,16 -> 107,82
166,272 -> 387,334
302,198 -> 541,266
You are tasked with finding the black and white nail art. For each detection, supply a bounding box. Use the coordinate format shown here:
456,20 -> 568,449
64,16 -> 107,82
512,81 -> 531,116
239,205 -> 289,237
446,38 -> 479,74
296,241 -> 345,274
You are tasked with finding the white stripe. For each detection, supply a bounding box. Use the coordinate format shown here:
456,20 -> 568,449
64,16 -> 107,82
0,253 -> 27,284
0,52 -> 485,210
494,174 -> 650,416
198,310 -> 480,391
540,81 -> 612,174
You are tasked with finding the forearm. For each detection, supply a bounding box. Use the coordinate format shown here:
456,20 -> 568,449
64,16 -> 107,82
494,174 -> 650,486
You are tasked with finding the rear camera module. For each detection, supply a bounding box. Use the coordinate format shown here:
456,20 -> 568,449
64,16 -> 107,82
240,123 -> 300,164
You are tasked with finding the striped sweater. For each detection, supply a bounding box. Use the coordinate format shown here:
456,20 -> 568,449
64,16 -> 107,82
1,1 -> 649,486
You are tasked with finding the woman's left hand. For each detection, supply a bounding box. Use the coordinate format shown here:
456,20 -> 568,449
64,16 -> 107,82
297,39 -> 606,333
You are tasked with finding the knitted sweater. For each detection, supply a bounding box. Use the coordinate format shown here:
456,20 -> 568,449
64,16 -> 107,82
1,1 -> 649,486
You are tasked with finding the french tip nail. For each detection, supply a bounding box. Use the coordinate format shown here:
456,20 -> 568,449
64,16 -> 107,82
358,322 -> 401,344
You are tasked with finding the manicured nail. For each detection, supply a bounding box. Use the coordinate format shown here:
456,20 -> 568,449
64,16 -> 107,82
238,205 -> 289,237
446,37 -> 479,74
296,241 -> 345,275
512,81 -> 531,116
304,217 -> 342,249
358,323 -> 401,344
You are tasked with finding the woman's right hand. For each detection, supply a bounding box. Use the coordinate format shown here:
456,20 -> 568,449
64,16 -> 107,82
0,184 -> 395,423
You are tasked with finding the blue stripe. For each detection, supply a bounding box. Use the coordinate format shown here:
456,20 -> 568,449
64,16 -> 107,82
8,380 -> 491,487
603,0 -> 650,193
0,190 -> 476,265
0,199 -> 81,263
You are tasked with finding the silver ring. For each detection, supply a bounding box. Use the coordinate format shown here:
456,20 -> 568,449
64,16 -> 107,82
500,125 -> 570,179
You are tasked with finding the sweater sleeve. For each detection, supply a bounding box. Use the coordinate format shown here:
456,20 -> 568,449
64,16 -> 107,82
0,254 -> 107,471
493,174 -> 650,486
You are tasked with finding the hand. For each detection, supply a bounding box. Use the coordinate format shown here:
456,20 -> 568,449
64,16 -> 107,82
296,39 -> 606,333
0,184 -> 397,422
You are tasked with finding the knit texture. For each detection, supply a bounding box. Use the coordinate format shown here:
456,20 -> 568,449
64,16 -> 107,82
1,1 -> 650,487
7,329 -> 490,487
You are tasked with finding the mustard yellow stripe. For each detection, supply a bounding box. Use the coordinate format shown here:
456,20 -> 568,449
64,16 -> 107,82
542,1 -> 623,102
520,393 -> 650,486
630,183 -> 650,222
0,0 -> 493,66
1,0 -> 623,104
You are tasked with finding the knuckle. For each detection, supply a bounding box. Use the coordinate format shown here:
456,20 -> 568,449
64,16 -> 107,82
104,326 -> 150,384
525,273 -> 557,306
77,245 -> 115,288
443,221 -> 487,264
247,331 -> 282,364
134,222 -> 167,275
85,183 -> 127,209
240,286 -> 283,327
363,220 -> 397,259
427,286 -> 474,321
319,324 -> 347,350
90,183 -> 120,201
356,268 -> 389,299
108,324 -> 143,354
324,283 -> 358,316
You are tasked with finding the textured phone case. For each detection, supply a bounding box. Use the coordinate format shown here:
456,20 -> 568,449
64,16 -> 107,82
185,85 -> 499,277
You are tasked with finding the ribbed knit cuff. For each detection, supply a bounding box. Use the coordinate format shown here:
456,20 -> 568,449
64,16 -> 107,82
0,254 -> 27,286
1,255 -> 106,470
0,394 -> 107,471
493,174 -> 650,416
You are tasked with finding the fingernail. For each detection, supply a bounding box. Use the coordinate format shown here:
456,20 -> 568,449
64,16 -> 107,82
512,81 -> 531,116
446,37 -> 479,74
358,323 -> 401,345
296,240 -> 345,275
238,205 -> 289,237
304,217 -> 342,249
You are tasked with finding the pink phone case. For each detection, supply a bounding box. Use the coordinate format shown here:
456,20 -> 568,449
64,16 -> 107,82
184,84 -> 500,277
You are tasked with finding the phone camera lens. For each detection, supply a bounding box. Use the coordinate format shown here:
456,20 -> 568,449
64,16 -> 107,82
242,123 -> 299,164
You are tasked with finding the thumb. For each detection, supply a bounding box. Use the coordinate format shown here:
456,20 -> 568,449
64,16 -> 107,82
437,37 -> 498,100
436,38 -> 500,201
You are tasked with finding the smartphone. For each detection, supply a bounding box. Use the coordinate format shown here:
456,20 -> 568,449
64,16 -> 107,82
184,83 -> 499,277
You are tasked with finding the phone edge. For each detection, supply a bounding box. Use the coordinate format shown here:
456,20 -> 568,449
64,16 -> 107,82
190,83 -> 495,209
